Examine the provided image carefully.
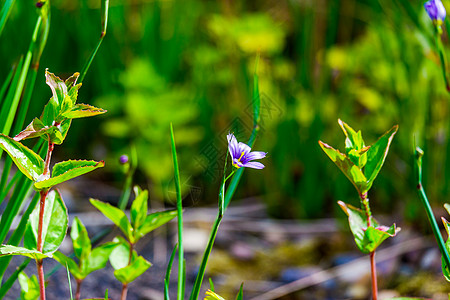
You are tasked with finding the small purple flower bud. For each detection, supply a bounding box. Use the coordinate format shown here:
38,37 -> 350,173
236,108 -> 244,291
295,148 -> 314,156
36,1 -> 44,8
119,155 -> 129,164
424,0 -> 446,22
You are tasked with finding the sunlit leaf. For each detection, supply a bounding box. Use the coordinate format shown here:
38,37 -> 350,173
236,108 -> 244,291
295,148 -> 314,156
0,245 -> 48,260
338,201 -> 399,253
13,118 -> 53,141
62,103 -> 107,119
338,119 -> 365,151
90,199 -> 133,241
136,210 -> 177,241
442,217 -> 450,282
109,238 -> 135,270
204,290 -> 225,300
24,189 -> 68,254
18,272 -> 40,300
364,125 -> 398,192
319,141 -> 368,194
71,217 -> 91,262
85,242 -> 117,275
34,160 -> 105,190
113,256 -> 151,284
0,134 -> 44,181
130,186 -> 148,231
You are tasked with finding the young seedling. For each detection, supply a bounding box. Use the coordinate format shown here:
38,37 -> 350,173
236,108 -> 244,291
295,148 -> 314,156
18,271 -> 40,300
52,217 -> 117,300
0,70 -> 106,300
90,186 -> 177,300
319,119 -> 399,300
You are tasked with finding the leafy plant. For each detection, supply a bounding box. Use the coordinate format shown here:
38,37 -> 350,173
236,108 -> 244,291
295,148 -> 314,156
319,119 -> 399,300
0,70 -> 106,300
90,186 -> 177,300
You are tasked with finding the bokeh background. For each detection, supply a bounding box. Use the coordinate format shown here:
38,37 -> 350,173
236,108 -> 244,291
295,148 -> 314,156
3,0 -> 450,298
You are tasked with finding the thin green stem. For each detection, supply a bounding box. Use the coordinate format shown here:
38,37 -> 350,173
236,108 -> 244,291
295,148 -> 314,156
415,147 -> 450,270
434,24 -> 450,92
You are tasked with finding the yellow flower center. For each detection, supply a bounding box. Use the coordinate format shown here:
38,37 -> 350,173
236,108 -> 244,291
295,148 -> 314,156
232,151 -> 246,168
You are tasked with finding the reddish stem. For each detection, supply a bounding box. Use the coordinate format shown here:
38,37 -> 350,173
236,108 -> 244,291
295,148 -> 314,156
36,259 -> 45,300
75,279 -> 82,300
370,251 -> 378,300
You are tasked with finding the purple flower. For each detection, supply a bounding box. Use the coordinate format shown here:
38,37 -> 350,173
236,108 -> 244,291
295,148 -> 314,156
119,154 -> 129,164
425,0 -> 446,22
227,133 -> 267,169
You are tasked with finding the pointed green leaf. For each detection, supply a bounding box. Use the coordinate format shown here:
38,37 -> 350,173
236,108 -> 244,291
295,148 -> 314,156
131,187 -> 148,232
338,119 -> 365,151
338,201 -> 399,253
62,103 -> 107,119
90,199 -> 133,241
136,210 -> 177,241
34,160 -> 105,190
235,283 -> 244,300
24,189 -> 68,254
0,245 -> 48,260
364,125 -> 398,191
71,217 -> 91,262
53,251 -> 84,280
85,242 -> 117,275
319,141 -> 368,194
113,255 -> 151,284
18,272 -> 40,300
45,70 -> 67,106
0,134 -> 44,181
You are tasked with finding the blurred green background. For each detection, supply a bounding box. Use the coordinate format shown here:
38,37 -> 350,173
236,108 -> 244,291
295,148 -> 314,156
2,0 -> 450,223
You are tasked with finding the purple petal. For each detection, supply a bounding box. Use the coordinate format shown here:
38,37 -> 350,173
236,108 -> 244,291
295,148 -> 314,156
241,161 -> 265,169
238,142 -> 251,155
227,133 -> 240,159
425,0 -> 446,20
243,151 -> 267,162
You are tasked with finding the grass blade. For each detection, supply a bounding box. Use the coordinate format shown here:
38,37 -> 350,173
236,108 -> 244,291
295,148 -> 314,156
79,0 -> 109,83
0,258 -> 30,298
0,0 -> 15,36
164,243 -> 178,300
66,263 -> 74,300
0,66 -> 15,107
170,123 -> 184,300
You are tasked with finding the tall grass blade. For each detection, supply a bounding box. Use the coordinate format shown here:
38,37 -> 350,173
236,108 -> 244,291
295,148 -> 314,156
170,123 -> 184,300
0,0 -> 15,36
79,0 -> 109,83
0,66 -> 15,108
66,263 -> 74,300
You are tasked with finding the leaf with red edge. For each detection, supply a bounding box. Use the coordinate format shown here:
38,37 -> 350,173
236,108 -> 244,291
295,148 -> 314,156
62,104 -> 107,119
34,160 -> 105,190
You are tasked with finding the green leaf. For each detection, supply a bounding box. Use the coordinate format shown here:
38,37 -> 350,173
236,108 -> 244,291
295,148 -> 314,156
53,251 -> 84,280
85,242 -> 117,275
444,203 -> 450,216
136,210 -> 177,241
130,186 -> 148,232
109,239 -> 135,270
45,70 -> 67,107
71,217 -> 91,262
90,199 -> 133,242
24,189 -> 68,254
34,160 -> 105,190
0,245 -> 48,260
364,125 -> 398,192
0,134 -> 44,181
442,217 -> 450,281
338,201 -> 399,253
18,272 -> 40,300
338,119 -> 365,151
113,256 -> 151,284
235,283 -> 244,300
62,103 -> 107,119
319,141 -> 368,194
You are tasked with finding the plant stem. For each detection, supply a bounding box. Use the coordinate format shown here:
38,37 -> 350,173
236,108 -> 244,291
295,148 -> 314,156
360,192 -> 377,299
370,252 -> 378,300
36,140 -> 54,300
121,242 -> 134,300
75,279 -> 82,300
